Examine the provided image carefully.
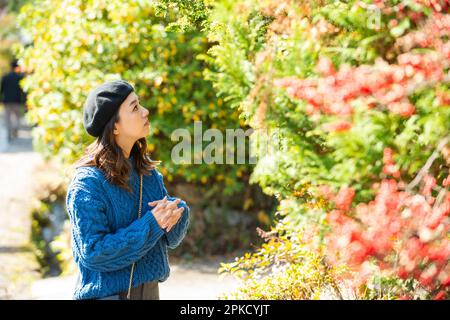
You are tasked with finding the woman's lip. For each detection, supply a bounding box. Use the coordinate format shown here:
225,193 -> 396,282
144,120 -> 149,126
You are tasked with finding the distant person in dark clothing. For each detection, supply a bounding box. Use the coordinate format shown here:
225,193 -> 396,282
0,59 -> 27,142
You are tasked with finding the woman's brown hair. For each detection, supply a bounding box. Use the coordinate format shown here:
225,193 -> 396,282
74,109 -> 160,192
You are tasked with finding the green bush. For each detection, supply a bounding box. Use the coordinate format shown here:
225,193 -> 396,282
218,219 -> 345,299
204,0 -> 450,202
17,0 -> 249,195
17,0 -> 277,257
171,0 -> 450,299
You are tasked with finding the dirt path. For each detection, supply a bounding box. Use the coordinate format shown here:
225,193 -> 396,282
0,111 -> 43,299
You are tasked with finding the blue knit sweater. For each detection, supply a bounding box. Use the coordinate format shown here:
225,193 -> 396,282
65,159 -> 190,300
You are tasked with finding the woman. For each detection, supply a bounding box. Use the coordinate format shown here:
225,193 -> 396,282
66,80 -> 190,300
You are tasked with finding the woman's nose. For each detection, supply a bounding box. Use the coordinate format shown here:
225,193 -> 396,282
142,107 -> 149,117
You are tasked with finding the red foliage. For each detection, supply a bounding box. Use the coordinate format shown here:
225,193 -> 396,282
375,0 -> 449,15
272,6 -> 450,298
383,147 -> 401,178
433,290 -> 447,300
274,50 -> 446,117
316,147 -> 450,296
274,13 -> 449,119
323,121 -> 352,133
334,186 -> 356,211
324,174 -> 450,295
443,176 -> 450,187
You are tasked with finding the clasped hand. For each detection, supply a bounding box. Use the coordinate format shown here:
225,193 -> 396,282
148,196 -> 184,232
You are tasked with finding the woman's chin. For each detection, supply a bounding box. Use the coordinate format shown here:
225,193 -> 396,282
141,129 -> 150,139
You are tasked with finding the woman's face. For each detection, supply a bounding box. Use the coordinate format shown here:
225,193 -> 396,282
114,92 -> 150,141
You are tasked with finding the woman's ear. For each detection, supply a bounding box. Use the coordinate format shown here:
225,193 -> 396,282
113,123 -> 119,135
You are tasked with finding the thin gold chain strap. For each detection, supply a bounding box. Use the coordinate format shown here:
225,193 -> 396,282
127,174 -> 143,300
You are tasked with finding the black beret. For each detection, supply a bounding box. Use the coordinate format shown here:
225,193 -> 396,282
83,80 -> 134,137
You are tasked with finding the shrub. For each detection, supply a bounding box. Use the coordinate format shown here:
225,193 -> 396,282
182,0 -> 449,299
17,0 -> 250,194
218,219 -> 346,299
17,0 -> 277,257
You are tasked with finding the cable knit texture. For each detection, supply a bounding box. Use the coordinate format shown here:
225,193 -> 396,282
65,158 -> 190,300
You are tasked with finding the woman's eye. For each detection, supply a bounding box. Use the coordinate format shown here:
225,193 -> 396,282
133,105 -> 138,111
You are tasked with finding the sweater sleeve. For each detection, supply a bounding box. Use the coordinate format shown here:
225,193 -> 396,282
153,169 -> 190,250
66,171 -> 165,272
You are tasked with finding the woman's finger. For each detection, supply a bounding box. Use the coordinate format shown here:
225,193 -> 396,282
161,213 -> 174,227
157,201 -> 169,210
164,219 -> 176,231
163,211 -> 179,228
148,196 -> 167,207
170,209 -> 182,219
172,207 -> 184,216
166,214 -> 181,232
149,197 -> 181,208
152,207 -> 163,216
151,205 -> 162,214
165,202 -> 179,211
169,198 -> 182,208
154,200 -> 183,229
165,211 -> 183,230
152,201 -> 169,215
175,207 -> 184,213
148,200 -> 160,206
